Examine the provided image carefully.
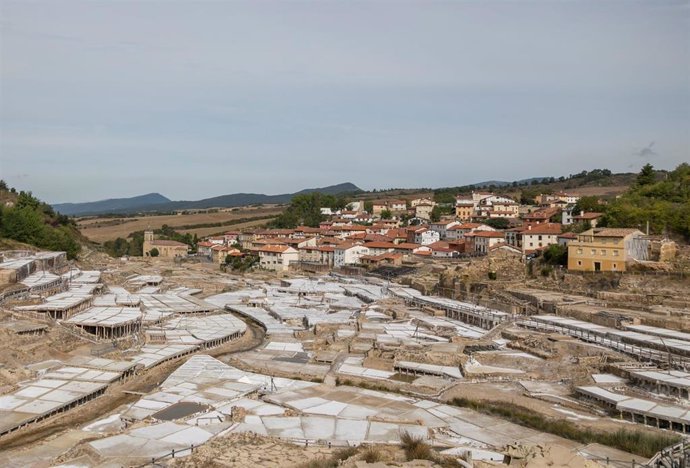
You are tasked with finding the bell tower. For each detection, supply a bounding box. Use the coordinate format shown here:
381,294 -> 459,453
143,230 -> 154,256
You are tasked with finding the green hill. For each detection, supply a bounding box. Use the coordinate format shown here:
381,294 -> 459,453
602,163 -> 690,241
0,181 -> 82,259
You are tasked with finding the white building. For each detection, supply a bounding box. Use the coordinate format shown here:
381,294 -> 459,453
415,230 -> 440,245
428,220 -> 459,240
347,201 -> 364,212
445,223 -> 495,241
469,231 -> 506,254
258,245 -> 299,272
521,223 -> 562,254
562,206 -> 577,225
334,243 -> 369,267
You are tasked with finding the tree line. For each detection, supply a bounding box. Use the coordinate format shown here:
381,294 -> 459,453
602,163 -> 690,240
0,182 -> 81,259
269,193 -> 350,228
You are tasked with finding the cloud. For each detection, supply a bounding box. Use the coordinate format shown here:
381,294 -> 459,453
0,1 -> 688,202
635,141 -> 658,159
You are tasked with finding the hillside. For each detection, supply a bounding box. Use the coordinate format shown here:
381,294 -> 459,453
353,169 -> 637,204
432,169 -> 637,204
0,181 -> 83,258
53,192 -> 170,216
52,182 -> 362,216
603,163 -> 690,241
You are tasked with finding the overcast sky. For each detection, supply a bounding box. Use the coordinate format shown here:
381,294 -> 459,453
1,1 -> 688,203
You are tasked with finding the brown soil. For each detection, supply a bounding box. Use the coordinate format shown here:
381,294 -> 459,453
77,206 -> 283,242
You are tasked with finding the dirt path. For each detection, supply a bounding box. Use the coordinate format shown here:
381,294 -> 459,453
0,321 -> 266,452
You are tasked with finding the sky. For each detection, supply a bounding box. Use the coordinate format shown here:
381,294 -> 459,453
1,1 -> 689,204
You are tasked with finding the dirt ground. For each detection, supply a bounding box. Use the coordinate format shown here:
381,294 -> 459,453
171,432 -> 606,468
77,205 -> 282,242
0,319 -> 92,389
172,432 -> 336,467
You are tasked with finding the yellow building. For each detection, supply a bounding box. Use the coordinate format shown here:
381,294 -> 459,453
143,230 -> 188,258
455,201 -> 474,221
567,228 -> 648,272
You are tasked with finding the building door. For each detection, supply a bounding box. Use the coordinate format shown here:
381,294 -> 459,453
594,262 -> 601,272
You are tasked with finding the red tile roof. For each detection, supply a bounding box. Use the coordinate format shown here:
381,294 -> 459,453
574,212 -> 604,220
150,240 -> 188,247
257,245 -> 293,253
471,231 -> 506,238
394,242 -> 422,250
523,223 -> 562,235
363,241 -> 397,249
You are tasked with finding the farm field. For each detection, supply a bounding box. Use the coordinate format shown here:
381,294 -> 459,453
566,185 -> 629,197
176,218 -> 277,238
77,205 -> 283,242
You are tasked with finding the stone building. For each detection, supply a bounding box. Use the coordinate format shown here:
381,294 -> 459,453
143,231 -> 188,258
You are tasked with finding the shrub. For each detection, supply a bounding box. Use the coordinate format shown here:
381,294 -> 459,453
361,446 -> 383,463
400,431 -> 433,461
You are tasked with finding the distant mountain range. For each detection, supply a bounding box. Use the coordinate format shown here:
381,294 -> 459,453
53,182 -> 362,216
468,177 -> 548,188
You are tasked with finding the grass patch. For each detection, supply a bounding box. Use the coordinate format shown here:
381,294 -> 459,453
399,431 -> 462,468
361,446 -> 384,463
450,397 -> 681,459
400,431 -> 434,461
297,446 -> 358,468
333,446 -> 358,462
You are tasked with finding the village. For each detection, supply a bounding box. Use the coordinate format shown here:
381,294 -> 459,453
182,191 -> 676,275
0,187 -> 688,468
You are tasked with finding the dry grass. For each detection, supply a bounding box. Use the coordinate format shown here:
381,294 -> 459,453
176,218 -> 274,238
77,206 -> 282,242
297,446 -> 358,468
399,431 -> 433,462
360,446 -> 384,463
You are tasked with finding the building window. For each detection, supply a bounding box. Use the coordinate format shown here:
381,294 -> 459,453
577,249 -> 583,255
613,250 -> 619,256
601,250 -> 606,256
577,261 -> 582,266
591,249 -> 596,255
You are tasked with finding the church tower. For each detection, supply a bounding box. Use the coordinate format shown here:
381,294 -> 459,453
143,230 -> 154,256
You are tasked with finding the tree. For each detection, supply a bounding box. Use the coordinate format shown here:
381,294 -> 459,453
573,196 -> 600,213
364,201 -> 374,213
603,163 -> 690,240
637,163 -> 656,186
430,205 -> 442,222
149,247 -> 159,257
484,218 -> 510,229
270,192 -> 327,228
543,244 -> 568,266
1,206 -> 45,244
380,209 -> 392,220
520,188 -> 539,205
